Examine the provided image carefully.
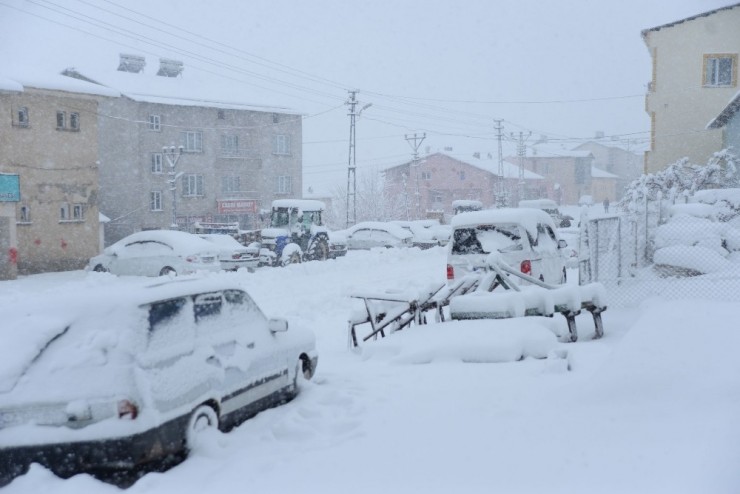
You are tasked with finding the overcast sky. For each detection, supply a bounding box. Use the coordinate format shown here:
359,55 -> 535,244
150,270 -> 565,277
0,0 -> 733,193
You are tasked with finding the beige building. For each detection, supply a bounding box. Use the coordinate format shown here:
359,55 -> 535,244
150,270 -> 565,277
574,140 -> 642,198
0,75 -> 117,276
642,3 -> 740,173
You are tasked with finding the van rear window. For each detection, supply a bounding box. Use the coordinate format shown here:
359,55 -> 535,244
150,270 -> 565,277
452,224 -> 523,254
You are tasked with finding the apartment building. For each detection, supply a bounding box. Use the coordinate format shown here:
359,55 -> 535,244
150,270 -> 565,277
0,75 -> 117,277
65,55 -> 303,245
643,3 -> 740,173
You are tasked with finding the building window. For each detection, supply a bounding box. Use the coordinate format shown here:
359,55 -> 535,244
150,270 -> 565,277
60,203 -> 69,220
221,134 -> 239,155
180,131 -> 203,152
217,110 -> 225,120
149,114 -> 161,131
69,112 -> 80,131
421,171 -> 431,180
18,204 -> 31,223
458,171 -> 465,180
56,111 -> 66,129
276,175 -> 292,194
273,134 -> 291,155
183,174 -> 204,196
151,153 -> 163,173
222,175 -> 241,194
272,113 -> 280,123
14,107 -> 29,128
703,54 -> 737,87
150,191 -> 163,211
72,203 -> 85,220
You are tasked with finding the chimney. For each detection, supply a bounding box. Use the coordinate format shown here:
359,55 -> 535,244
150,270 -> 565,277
118,54 -> 146,73
157,58 -> 184,77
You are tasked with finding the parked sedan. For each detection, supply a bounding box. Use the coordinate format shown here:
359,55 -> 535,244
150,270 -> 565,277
344,222 -> 414,250
87,230 -> 221,276
198,234 -> 259,271
0,278 -> 318,485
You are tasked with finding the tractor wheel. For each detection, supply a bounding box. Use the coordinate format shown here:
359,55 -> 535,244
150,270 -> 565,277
309,239 -> 329,261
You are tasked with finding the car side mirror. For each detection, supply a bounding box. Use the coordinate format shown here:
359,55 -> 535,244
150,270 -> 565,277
558,239 -> 567,249
268,317 -> 288,333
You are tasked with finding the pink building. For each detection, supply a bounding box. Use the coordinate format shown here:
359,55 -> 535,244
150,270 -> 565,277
382,153 -> 544,222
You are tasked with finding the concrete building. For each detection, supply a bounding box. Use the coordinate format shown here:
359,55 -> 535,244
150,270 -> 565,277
515,145 -> 596,206
574,140 -> 643,198
382,152 -> 544,221
642,3 -> 740,173
707,91 -> 740,153
64,55 -> 302,245
0,74 -> 117,277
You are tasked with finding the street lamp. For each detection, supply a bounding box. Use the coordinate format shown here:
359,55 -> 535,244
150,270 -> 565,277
163,145 -> 184,229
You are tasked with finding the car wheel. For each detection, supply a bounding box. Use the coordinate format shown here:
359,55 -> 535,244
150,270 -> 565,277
186,405 -> 219,453
93,264 -> 108,273
159,266 -> 177,276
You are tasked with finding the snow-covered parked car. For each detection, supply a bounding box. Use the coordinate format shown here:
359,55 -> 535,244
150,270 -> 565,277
0,278 -> 318,485
87,230 -> 221,277
198,234 -> 259,271
447,208 -> 568,284
343,222 -> 414,250
327,230 -> 349,259
652,203 -> 740,277
391,220 -> 439,249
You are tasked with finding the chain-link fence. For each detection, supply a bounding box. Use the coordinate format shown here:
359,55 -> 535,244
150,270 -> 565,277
577,197 -> 740,308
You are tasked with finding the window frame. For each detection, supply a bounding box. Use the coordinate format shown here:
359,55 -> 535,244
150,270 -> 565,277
151,152 -> 163,173
276,175 -> 292,195
69,112 -> 80,131
56,111 -> 66,130
703,53 -> 737,87
14,106 -> 29,128
180,130 -> 203,153
273,134 -> 291,155
221,175 -> 241,194
183,173 -> 205,197
148,114 -> 161,131
150,191 -> 163,211
18,204 -> 31,223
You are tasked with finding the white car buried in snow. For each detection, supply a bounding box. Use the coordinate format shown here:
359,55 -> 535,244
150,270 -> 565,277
87,230 -> 221,277
0,278 -> 318,486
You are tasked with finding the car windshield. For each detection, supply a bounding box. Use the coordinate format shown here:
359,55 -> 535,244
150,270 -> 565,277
452,224 -> 524,254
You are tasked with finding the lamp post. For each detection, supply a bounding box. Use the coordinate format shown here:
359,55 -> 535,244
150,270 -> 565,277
163,145 -> 184,229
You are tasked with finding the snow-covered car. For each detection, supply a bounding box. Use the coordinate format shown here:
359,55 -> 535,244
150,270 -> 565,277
447,208 -> 568,284
391,220 -> 439,249
0,278 -> 318,485
343,222 -> 414,250
198,234 -> 259,271
518,199 -> 573,227
87,230 -> 221,276
327,230 -> 348,259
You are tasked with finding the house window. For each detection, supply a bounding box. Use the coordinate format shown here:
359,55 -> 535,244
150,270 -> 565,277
276,175 -> 292,194
217,110 -> 225,120
222,176 -> 241,193
458,171 -> 465,180
18,204 -> 31,223
14,107 -> 29,128
69,112 -> 80,131
180,131 -> 203,152
150,191 -> 163,211
149,114 -> 161,131
183,174 -> 204,196
56,111 -> 66,129
421,171 -> 431,180
72,204 -> 85,220
273,134 -> 291,155
151,153 -> 163,173
704,54 -> 737,87
272,113 -> 280,123
221,134 -> 239,155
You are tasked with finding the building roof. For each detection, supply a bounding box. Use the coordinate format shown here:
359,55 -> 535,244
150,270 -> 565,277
591,166 -> 619,179
384,152 -> 544,180
641,2 -> 740,38
63,56 -> 300,114
527,143 -> 593,159
707,90 -> 740,129
0,70 -> 120,98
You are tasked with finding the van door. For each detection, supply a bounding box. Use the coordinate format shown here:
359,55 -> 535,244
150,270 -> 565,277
533,223 -> 565,284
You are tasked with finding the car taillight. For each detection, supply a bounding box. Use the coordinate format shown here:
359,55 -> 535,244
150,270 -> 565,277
118,399 -> 138,420
520,260 -> 532,275
447,264 -> 454,280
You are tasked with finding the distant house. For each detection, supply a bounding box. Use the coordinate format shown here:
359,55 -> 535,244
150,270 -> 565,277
514,145 -> 595,205
642,3 -> 740,173
64,54 -> 303,245
382,152 -> 544,221
590,166 -> 620,204
707,91 -> 740,153
574,140 -> 642,199
0,73 -> 117,276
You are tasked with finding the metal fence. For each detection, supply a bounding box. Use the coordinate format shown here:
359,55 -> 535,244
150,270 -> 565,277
577,199 -> 740,308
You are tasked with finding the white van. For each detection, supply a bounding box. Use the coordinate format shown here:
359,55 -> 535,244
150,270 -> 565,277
446,208 -> 568,284
518,199 -> 572,227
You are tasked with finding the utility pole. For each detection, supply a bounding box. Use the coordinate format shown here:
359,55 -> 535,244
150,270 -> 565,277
163,145 -> 184,229
405,132 -> 426,220
345,90 -> 359,228
494,119 -> 506,208
345,90 -> 372,227
511,130 -> 532,203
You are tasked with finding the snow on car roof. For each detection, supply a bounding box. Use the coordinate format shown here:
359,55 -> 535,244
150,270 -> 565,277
199,234 -> 245,249
111,230 -> 218,255
348,221 -> 414,238
271,199 -> 326,211
450,208 -> 556,236
518,199 -> 559,210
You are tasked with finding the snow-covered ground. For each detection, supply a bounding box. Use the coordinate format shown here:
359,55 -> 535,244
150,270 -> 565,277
2,246 -> 739,493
